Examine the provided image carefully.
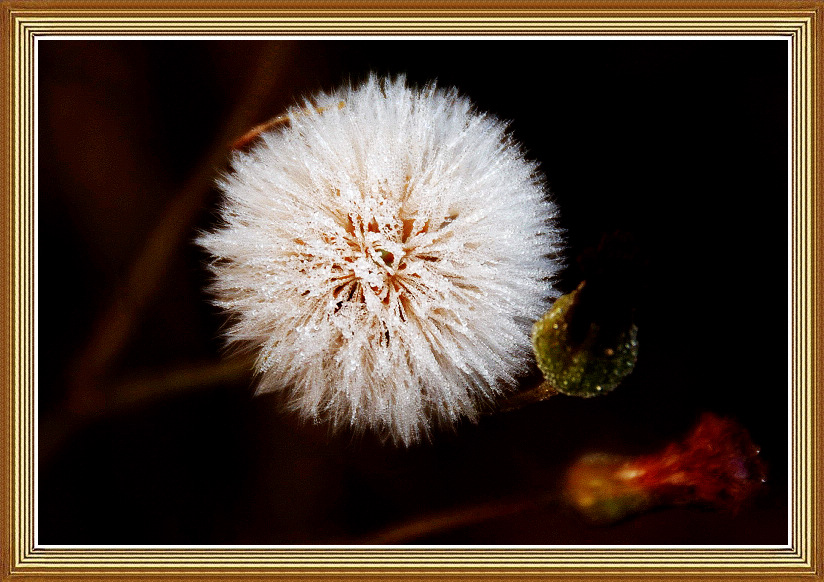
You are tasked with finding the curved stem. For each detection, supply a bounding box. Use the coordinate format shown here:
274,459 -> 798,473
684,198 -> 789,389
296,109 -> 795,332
65,45 -> 290,407
358,490 -> 558,544
495,379 -> 558,413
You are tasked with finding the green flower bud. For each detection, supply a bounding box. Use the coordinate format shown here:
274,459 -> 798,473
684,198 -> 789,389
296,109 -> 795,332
532,287 -> 638,397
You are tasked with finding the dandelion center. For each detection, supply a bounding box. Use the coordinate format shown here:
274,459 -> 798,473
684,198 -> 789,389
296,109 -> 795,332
315,199 -> 448,325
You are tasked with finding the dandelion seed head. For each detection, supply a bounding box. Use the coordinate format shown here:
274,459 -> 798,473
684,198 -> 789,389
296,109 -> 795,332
199,75 -> 563,445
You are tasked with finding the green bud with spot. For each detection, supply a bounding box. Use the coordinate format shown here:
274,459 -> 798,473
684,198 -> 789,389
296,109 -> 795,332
532,286 -> 638,397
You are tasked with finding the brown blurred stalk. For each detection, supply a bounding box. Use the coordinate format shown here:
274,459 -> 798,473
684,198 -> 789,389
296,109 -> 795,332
358,490 -> 558,544
44,45 -> 291,458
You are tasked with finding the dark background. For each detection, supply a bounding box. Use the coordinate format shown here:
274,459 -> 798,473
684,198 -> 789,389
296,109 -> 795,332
38,40 -> 788,544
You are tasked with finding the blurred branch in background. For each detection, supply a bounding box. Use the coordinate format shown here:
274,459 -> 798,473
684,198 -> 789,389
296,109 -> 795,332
358,491 -> 559,544
39,354 -> 255,463
41,44 -> 291,459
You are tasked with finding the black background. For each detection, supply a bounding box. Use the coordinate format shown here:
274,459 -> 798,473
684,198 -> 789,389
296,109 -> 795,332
38,40 -> 788,544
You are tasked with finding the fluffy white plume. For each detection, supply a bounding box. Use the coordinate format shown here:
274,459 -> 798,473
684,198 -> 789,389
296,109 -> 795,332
199,75 -> 562,445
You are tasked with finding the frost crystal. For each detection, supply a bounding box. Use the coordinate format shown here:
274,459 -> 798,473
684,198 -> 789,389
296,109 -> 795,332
199,75 -> 563,445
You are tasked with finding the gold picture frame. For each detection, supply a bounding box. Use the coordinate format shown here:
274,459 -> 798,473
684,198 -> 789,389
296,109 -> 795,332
2,1 -> 821,579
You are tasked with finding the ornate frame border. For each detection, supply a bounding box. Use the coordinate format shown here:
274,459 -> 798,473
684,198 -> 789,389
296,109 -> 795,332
2,2 -> 821,579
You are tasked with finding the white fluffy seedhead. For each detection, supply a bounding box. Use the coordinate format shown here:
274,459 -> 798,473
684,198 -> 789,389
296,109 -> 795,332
199,75 -> 562,445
